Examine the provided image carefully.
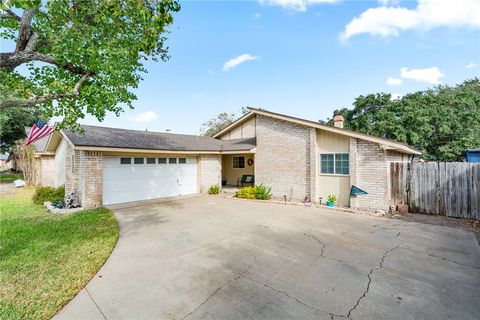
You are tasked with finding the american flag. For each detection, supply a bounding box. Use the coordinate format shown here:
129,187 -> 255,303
25,118 -> 54,147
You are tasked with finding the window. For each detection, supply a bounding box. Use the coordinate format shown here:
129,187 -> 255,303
169,158 -> 177,164
146,158 -> 156,164
233,156 -> 245,169
158,158 -> 167,164
335,153 -> 349,175
179,158 -> 186,164
120,157 -> 131,165
320,153 -> 349,175
320,154 -> 334,174
134,157 -> 144,164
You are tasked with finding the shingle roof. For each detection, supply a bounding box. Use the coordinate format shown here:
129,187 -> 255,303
63,125 -> 256,152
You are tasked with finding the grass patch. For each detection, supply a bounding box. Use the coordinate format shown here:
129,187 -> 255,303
0,187 -> 118,320
0,173 -> 23,183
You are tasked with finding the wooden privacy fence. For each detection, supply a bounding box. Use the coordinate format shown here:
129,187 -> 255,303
390,162 -> 480,220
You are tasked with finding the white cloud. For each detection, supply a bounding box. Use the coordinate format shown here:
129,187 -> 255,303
254,12 -> 262,19
466,62 -> 478,69
340,0 -> 480,41
132,111 -> 158,123
222,54 -> 259,72
259,0 -> 339,12
400,66 -> 444,84
387,77 -> 403,86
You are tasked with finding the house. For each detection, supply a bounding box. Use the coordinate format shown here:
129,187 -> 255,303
0,153 -> 10,167
35,108 -> 420,210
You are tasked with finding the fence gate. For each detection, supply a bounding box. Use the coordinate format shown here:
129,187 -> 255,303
390,162 -> 480,220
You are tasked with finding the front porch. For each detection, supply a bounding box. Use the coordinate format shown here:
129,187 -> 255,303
221,153 -> 255,188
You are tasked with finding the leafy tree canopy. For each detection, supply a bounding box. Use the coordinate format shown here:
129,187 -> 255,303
0,107 -> 35,152
324,79 -> 480,161
0,0 -> 180,129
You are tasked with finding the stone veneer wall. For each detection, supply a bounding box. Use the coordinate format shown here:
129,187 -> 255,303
349,138 -> 408,210
199,154 -> 222,193
255,115 -> 316,202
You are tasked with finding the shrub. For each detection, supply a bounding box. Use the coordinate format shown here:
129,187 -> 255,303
33,186 -> 65,205
236,185 -> 272,200
208,184 -> 220,195
235,186 -> 256,199
254,184 -> 272,200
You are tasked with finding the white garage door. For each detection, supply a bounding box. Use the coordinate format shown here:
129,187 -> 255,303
103,156 -> 197,205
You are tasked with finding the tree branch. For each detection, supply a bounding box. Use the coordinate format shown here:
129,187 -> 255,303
0,9 -> 21,21
16,9 -> 37,52
0,51 -> 92,75
0,72 -> 92,109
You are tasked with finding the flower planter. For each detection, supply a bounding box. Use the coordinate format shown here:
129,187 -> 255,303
326,201 -> 335,207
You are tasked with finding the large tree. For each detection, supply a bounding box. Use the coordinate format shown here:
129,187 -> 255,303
325,79 -> 480,161
0,0 -> 180,129
0,107 -> 35,152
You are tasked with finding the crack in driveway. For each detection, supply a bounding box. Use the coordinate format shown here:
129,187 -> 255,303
304,231 -> 402,319
180,251 -> 257,319
346,244 -> 401,318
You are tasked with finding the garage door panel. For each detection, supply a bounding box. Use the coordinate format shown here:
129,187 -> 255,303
103,157 -> 198,205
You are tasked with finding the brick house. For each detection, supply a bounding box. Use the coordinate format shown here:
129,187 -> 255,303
37,108 -> 420,210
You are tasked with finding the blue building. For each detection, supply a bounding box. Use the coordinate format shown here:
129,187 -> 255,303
465,149 -> 480,163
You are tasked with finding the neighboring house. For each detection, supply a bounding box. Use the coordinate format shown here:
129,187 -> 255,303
35,108 -> 420,210
0,153 -> 9,167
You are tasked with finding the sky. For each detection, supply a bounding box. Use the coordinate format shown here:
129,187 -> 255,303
7,0 -> 480,134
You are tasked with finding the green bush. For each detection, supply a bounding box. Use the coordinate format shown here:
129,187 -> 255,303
208,184 -> 220,195
236,185 -> 272,200
33,186 -> 65,205
254,184 -> 272,200
235,186 -> 256,199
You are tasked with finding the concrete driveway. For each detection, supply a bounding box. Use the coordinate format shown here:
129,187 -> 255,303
56,196 -> 480,320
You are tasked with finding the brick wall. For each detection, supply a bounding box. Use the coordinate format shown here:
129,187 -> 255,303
39,155 -> 55,187
199,154 -> 222,193
79,151 -> 103,208
64,144 -> 103,208
65,144 -> 80,198
350,139 -> 407,210
255,115 -> 316,202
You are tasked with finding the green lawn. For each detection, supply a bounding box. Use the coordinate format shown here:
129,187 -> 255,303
0,188 -> 118,320
0,173 -> 23,183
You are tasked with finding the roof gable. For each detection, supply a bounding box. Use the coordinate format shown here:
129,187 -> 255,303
215,108 -> 421,155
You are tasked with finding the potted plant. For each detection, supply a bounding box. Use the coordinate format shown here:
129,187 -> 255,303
326,194 -> 337,207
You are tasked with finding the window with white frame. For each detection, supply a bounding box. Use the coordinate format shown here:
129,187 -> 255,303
233,156 -> 245,169
320,153 -> 349,175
